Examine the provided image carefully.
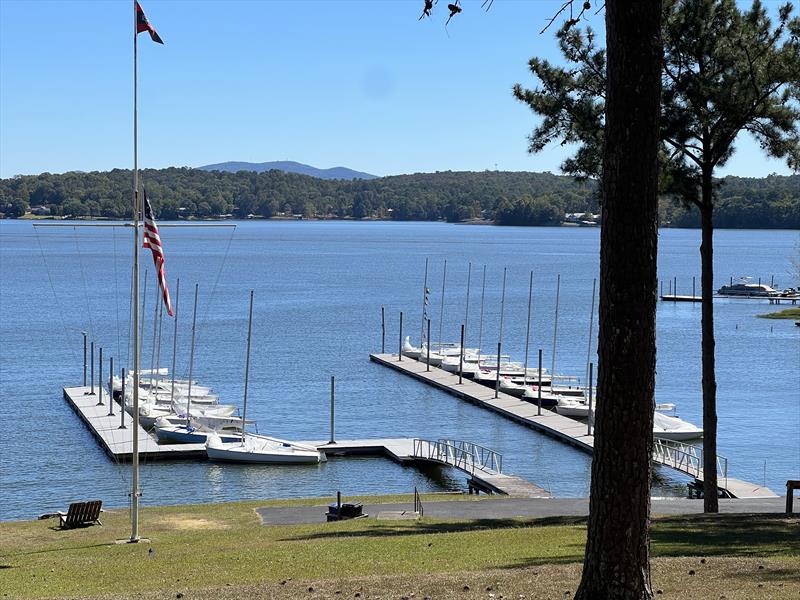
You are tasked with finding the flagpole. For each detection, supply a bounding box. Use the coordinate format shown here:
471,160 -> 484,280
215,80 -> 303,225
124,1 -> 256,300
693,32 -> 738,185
131,0 -> 141,543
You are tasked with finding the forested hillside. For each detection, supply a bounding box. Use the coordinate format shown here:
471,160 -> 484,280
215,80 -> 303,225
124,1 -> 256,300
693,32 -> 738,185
1,168 -> 797,228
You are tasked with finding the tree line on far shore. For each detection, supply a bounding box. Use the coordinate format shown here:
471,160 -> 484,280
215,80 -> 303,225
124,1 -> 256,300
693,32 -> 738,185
1,167 -> 797,228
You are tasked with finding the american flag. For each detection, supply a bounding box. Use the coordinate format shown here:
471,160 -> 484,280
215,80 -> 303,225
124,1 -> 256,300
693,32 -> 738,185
142,190 -> 174,316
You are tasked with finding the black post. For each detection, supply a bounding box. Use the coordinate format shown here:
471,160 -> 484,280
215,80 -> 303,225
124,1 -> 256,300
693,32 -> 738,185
96,347 -> 104,405
82,332 -> 87,386
494,341 -> 502,399
89,341 -> 95,395
673,276 -> 677,301
107,356 -> 115,416
118,368 -> 127,429
381,306 -> 385,354
537,349 -> 543,416
426,319 -> 431,372
692,276 -> 696,299
758,276 -> 761,288
771,274 -> 774,288
398,311 -> 403,361
587,362 -> 594,436
659,279 -> 663,298
458,323 -> 465,385
329,375 -> 335,445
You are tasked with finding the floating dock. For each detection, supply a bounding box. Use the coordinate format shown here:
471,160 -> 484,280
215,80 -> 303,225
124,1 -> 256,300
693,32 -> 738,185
660,294 -> 799,304
64,386 -> 206,460
369,353 -> 777,499
63,386 -> 548,497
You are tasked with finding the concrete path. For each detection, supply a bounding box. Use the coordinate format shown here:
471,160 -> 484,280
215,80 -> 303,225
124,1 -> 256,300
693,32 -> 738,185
257,496 -> 791,526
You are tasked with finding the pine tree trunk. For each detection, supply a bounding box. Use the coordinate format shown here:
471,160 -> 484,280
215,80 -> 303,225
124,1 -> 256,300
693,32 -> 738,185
574,2 -> 661,599
700,171 -> 719,513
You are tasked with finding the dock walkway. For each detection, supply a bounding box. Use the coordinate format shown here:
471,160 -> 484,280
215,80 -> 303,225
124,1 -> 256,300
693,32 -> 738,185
63,386 -> 206,460
369,353 -> 777,499
63,387 -> 547,497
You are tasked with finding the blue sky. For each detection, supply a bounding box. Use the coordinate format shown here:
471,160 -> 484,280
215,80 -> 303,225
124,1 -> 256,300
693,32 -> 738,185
0,0 -> 795,179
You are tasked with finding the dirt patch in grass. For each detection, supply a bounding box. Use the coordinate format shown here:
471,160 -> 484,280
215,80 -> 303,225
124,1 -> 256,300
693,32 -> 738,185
154,516 -> 231,531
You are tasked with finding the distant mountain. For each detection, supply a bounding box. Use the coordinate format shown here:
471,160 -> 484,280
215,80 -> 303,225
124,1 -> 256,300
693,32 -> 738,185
197,160 -> 378,180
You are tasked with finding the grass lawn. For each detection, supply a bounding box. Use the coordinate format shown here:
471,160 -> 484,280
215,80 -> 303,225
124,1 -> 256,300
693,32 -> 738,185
757,307 -> 800,319
1,495 -> 798,599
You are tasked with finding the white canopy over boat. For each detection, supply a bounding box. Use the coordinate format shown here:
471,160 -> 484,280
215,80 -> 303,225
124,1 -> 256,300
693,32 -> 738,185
653,411 -> 703,441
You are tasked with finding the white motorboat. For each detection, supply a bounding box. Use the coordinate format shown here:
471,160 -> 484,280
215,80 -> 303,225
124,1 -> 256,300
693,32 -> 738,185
653,411 -> 703,441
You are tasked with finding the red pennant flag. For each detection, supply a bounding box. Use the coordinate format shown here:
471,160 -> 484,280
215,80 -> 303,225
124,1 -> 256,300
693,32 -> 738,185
136,2 -> 164,44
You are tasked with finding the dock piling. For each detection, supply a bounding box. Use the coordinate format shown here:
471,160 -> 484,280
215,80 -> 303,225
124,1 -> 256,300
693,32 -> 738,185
118,368 -> 127,429
107,356 -> 115,416
537,349 -> 543,416
673,276 -> 677,301
96,347 -> 104,406
329,375 -> 336,444
693,276 -> 696,298
381,306 -> 385,354
587,363 -> 594,436
458,324 -> 465,384
494,341 -> 502,399
426,319 -> 431,372
82,332 -> 87,387
398,311 -> 403,361
87,341 -> 95,395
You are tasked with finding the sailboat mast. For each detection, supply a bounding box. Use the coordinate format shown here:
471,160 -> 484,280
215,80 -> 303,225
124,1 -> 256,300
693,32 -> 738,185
437,259 -> 447,348
185,283 -> 199,427
551,273 -> 561,380
523,271 -> 533,382
241,290 -> 254,442
419,258 -> 428,347
130,0 -> 141,543
477,264 -> 486,360
170,279 -> 180,406
585,278 -> 597,395
464,261 -> 472,352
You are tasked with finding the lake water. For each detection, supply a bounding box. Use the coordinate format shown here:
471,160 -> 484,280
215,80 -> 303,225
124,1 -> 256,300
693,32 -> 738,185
0,220 -> 798,520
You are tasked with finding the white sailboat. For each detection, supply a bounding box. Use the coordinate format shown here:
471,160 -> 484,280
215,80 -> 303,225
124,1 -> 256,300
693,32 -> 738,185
205,291 -> 325,464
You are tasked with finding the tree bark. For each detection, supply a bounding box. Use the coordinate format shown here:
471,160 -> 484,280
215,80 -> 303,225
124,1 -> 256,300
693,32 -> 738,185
574,2 -> 661,599
700,169 -> 719,513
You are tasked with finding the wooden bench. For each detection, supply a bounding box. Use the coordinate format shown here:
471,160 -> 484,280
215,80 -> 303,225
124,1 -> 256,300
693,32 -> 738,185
57,500 -> 103,529
787,480 -> 800,514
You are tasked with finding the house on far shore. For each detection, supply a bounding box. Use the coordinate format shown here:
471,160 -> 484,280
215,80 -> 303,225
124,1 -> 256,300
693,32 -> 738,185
564,211 -> 600,227
30,205 -> 51,216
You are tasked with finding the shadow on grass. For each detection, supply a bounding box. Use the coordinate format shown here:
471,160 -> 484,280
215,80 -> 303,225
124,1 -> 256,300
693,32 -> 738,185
279,515 -> 588,542
651,514 -> 800,558
8,542 -> 119,557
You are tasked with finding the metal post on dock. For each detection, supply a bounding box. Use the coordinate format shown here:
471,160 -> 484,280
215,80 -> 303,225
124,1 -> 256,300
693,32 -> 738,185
118,368 -> 127,429
673,276 -> 677,301
88,341 -> 95,395
96,347 -> 104,405
381,306 -> 385,354
771,275 -> 774,288
659,279 -> 663,298
537,349 -> 543,416
329,375 -> 336,444
587,363 -> 594,436
398,311 -> 403,361
426,319 -> 431,372
458,324 -> 465,385
107,356 -> 115,416
693,276 -> 696,299
82,332 -> 87,386
494,341 -> 502,399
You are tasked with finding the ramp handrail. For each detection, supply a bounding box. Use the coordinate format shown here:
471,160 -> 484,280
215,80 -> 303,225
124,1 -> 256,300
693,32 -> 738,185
652,439 -> 728,488
411,438 -> 503,475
